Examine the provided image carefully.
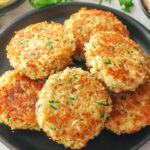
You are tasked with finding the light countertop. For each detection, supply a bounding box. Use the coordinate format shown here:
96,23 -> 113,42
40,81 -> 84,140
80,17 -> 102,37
0,0 -> 150,150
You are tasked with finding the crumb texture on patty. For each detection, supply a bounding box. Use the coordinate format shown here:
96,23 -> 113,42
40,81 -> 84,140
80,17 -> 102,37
64,7 -> 129,61
105,77 -> 150,134
7,21 -> 76,79
0,70 -> 44,130
85,31 -> 149,92
36,67 -> 112,149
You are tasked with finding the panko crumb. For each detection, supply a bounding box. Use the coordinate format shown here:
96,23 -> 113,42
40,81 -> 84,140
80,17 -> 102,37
64,7 -> 129,61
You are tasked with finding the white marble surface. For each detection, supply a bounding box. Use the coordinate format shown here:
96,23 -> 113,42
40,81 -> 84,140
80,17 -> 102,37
0,0 -> 150,150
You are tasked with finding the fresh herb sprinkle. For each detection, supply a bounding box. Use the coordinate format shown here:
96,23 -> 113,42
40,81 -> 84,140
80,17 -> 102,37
46,42 -> 54,49
96,101 -> 110,106
73,76 -> 78,80
21,39 -> 26,45
51,105 -> 57,110
70,97 -> 74,100
49,100 -> 60,104
110,84 -> 114,90
100,110 -> 105,118
104,58 -> 112,65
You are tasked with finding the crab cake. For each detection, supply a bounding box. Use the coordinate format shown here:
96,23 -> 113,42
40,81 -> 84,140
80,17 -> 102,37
7,21 -> 76,80
85,31 -> 149,93
0,70 -> 44,130
64,7 -> 129,61
105,77 -> 150,135
36,67 -> 112,149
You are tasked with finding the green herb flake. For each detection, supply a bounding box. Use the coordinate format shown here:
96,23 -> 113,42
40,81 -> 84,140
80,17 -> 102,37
38,104 -> 41,109
26,124 -> 30,126
40,28 -> 45,31
51,105 -> 57,110
100,110 -> 105,118
46,42 -> 54,49
96,101 -> 110,106
54,128 -> 57,131
110,84 -> 114,90
73,76 -> 78,80
58,78 -> 62,84
29,103 -> 34,106
93,45 -> 96,48
70,97 -> 74,100
7,117 -> 10,121
21,39 -> 26,45
70,78 -> 73,84
126,49 -> 130,52
49,100 -> 60,104
104,59 -> 112,65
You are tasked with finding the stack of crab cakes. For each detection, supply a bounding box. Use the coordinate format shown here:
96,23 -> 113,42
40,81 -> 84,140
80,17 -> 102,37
84,30 -> 150,134
0,6 -> 149,150
64,7 -> 129,61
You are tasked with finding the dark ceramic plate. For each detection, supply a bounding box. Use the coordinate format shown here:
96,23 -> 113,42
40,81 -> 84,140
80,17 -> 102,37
0,2 -> 150,150
139,0 -> 150,19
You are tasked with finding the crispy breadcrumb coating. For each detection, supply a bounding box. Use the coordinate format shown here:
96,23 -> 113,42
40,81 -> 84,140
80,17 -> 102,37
7,21 -> 76,79
36,67 -> 112,149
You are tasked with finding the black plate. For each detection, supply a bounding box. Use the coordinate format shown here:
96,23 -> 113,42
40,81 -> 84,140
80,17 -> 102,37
0,2 -> 150,150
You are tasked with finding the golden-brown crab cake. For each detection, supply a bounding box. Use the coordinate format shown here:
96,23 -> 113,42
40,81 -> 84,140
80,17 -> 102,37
36,67 -> 112,149
85,31 -> 149,93
105,77 -> 150,135
64,7 -> 129,61
7,21 -> 76,80
0,70 -> 44,130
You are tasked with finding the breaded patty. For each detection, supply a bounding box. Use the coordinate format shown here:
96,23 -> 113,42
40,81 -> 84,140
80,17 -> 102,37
85,31 -> 149,92
7,21 -> 76,79
105,77 -> 150,135
36,67 -> 112,149
0,70 -> 44,130
64,7 -> 129,61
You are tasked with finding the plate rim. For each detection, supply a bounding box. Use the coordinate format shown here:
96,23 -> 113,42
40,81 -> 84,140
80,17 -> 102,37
0,2 -> 150,150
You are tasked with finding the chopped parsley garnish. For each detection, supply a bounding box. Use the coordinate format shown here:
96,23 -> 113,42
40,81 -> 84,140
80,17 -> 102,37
93,45 -> 96,48
40,28 -> 45,31
100,110 -> 105,118
70,78 -> 73,84
26,124 -> 30,126
104,59 -> 112,65
58,78 -> 62,84
37,104 -> 41,109
7,117 -> 10,121
96,101 -> 110,106
51,105 -> 57,110
21,39 -> 26,45
70,97 -> 74,100
49,100 -> 60,104
54,128 -> 57,131
29,103 -> 34,106
126,49 -> 130,52
73,76 -> 78,80
46,42 -> 54,49
110,84 -> 114,90
119,0 -> 134,12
